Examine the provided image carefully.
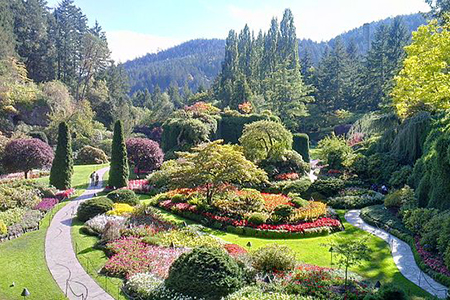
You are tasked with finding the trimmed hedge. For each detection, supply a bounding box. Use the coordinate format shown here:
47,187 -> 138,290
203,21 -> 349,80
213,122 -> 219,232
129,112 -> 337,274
106,189 -> 139,206
77,197 -> 114,222
293,133 -> 310,162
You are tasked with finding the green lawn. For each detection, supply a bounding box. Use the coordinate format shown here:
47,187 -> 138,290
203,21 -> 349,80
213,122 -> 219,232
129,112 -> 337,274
141,197 -> 431,299
0,164 -> 108,300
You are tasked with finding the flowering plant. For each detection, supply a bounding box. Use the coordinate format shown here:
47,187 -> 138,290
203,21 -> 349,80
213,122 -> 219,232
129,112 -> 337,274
274,173 -> 300,181
107,203 -> 134,216
34,198 -> 59,212
238,102 -> 252,114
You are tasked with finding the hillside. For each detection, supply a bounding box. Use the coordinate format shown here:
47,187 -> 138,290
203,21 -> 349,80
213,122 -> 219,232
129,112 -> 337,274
124,13 -> 426,94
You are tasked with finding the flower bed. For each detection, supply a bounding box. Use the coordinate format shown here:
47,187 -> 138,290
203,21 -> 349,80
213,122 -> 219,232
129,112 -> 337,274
415,236 -> 450,276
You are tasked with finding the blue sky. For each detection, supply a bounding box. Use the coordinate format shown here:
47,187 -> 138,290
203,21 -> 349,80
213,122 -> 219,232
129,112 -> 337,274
46,0 -> 430,62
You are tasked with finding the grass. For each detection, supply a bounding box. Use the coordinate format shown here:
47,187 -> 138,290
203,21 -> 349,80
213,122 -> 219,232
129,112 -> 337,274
0,164 -> 108,300
141,197 -> 432,299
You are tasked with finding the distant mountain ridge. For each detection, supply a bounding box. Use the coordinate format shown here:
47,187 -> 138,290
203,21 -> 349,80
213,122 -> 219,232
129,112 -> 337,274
124,13 -> 426,94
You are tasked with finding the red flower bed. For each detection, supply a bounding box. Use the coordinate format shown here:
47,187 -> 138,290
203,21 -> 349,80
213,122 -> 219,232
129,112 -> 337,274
126,180 -> 152,193
415,236 -> 450,276
223,244 -> 248,257
55,188 -> 75,200
274,172 -> 300,181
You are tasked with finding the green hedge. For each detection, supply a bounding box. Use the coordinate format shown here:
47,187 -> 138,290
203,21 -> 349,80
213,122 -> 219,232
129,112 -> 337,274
217,113 -> 277,144
293,133 -> 310,162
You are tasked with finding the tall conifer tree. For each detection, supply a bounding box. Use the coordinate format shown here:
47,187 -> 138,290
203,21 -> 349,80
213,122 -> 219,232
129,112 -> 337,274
108,120 -> 129,188
50,122 -> 73,190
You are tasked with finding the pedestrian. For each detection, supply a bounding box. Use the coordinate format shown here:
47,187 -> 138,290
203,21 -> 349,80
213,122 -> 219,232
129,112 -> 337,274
95,173 -> 99,186
381,185 -> 388,195
90,172 -> 95,186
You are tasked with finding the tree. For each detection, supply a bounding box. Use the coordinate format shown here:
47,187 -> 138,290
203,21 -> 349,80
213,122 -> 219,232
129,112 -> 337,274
2,138 -> 54,178
426,0 -> 450,20
392,19 -> 450,117
167,140 -> 267,204
125,138 -> 164,174
239,120 -> 293,162
50,122 -> 73,189
108,121 -> 129,188
327,238 -> 370,287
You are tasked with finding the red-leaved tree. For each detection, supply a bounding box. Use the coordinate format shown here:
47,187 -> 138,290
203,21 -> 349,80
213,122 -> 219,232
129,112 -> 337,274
2,138 -> 54,178
126,138 -> 164,175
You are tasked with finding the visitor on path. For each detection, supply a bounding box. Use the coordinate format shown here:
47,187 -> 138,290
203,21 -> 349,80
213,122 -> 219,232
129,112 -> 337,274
95,173 -> 99,186
380,185 -> 388,195
90,172 -> 96,186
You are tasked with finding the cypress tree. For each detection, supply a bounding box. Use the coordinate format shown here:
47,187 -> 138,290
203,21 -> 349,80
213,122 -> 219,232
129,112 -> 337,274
108,120 -> 129,188
50,122 -> 73,189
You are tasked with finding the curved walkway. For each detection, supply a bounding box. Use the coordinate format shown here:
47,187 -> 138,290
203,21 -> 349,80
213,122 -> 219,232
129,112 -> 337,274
45,167 -> 114,300
345,210 -> 449,299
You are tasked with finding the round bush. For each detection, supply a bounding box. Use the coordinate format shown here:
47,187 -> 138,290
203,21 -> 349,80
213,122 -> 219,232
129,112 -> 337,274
247,212 -> 269,225
76,145 -> 109,165
165,246 -> 243,299
77,197 -> 114,222
251,244 -> 296,273
107,189 -> 139,206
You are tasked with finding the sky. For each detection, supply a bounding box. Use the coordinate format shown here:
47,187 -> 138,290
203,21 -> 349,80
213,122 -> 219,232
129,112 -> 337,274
46,0 -> 431,63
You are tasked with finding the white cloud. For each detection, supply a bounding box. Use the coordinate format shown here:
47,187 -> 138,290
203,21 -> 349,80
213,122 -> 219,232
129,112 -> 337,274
106,31 -> 183,63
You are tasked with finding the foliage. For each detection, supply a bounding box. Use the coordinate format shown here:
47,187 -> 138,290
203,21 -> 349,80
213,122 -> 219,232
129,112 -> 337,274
307,177 -> 345,198
109,121 -> 129,188
239,120 -> 293,162
76,145 -> 109,165
247,212 -> 269,225
107,189 -> 139,206
164,140 -> 267,203
393,19 -> 450,117
126,138 -> 164,173
2,138 -> 54,178
125,272 -> 163,298
384,186 -> 416,209
388,166 -> 412,188
155,229 -> 222,249
50,122 -> 73,190
83,214 -> 126,236
293,133 -> 310,163
327,192 -> 384,209
267,178 -> 312,195
106,203 -> 134,217
251,244 -> 297,273
166,246 -> 244,299
402,208 -> 439,235
317,134 -> 354,170
77,197 -> 114,222
0,219 -> 6,236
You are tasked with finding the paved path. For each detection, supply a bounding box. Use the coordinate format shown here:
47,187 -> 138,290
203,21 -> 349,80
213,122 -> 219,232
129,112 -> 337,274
45,167 -> 114,300
345,210 -> 449,299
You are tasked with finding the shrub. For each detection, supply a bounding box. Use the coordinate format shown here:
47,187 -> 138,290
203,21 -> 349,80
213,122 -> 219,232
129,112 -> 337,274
388,166 -> 413,188
273,204 -> 294,222
76,145 -> 109,165
101,220 -> 123,243
445,246 -> 450,270
107,189 -> 139,206
317,134 -> 354,170
109,121 -> 129,188
156,229 -> 222,248
84,214 -> 125,236
307,177 -> 345,198
293,133 -> 310,162
125,272 -> 163,298
371,283 -> 407,300
268,177 -> 312,195
402,208 -> 439,235
0,219 -> 7,235
384,186 -> 416,209
251,244 -> 296,273
0,207 -> 26,226
327,192 -> 384,209
126,138 -> 164,173
77,197 -> 114,222
106,203 -> 134,216
165,246 -> 244,299
247,212 -> 269,225
420,212 -> 450,251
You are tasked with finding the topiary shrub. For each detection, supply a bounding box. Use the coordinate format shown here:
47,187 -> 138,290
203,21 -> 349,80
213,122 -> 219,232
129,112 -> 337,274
165,246 -> 243,299
107,189 -> 139,206
109,121 -> 129,188
247,212 -> 269,225
273,204 -> 294,222
76,145 -> 109,164
293,133 -> 310,162
77,197 -> 114,222
251,244 -> 296,273
50,122 -> 73,190
445,246 -> 450,270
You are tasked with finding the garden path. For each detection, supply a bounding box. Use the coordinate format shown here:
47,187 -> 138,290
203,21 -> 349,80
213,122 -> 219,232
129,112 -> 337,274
45,167 -> 114,300
345,210 -> 449,299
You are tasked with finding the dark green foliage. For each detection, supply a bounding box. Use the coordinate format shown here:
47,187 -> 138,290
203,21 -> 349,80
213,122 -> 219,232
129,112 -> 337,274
108,121 -> 129,188
348,112 -> 400,139
293,133 -> 310,162
307,177 -> 345,198
77,197 -> 113,222
50,122 -> 73,190
217,113 -> 275,144
106,189 -> 139,206
388,166 -> 412,188
273,204 -> 293,222
402,208 -> 438,235
327,192 -> 384,209
384,186 -> 416,209
390,112 -> 431,164
266,177 -> 312,195
367,283 -> 407,300
251,244 -> 297,273
29,131 -> 48,144
247,212 -> 268,225
352,153 -> 399,184
166,246 -> 243,299
361,205 -> 411,236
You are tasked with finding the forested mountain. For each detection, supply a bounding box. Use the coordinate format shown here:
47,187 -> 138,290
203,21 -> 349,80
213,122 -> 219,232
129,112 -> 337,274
124,39 -> 225,94
124,13 -> 426,94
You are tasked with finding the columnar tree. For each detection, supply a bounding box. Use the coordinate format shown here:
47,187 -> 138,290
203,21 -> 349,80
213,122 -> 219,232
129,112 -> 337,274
50,122 -> 73,189
2,138 -> 54,178
108,121 -> 129,188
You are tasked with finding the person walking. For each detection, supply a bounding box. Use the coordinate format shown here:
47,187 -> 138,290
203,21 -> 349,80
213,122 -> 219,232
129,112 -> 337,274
90,172 -> 96,186
95,173 -> 100,186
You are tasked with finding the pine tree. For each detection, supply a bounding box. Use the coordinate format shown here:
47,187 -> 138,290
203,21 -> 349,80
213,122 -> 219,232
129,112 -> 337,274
50,122 -> 73,190
108,120 -> 129,188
